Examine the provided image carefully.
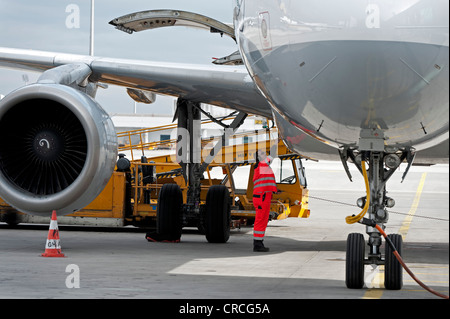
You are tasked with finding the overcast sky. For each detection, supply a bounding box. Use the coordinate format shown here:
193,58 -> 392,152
0,0 -> 237,115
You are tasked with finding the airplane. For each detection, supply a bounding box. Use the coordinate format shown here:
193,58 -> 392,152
0,0 -> 448,291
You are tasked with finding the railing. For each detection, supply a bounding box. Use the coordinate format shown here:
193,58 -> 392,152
117,116 -> 279,162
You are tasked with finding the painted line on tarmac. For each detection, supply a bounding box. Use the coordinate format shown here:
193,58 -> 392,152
398,173 -> 427,240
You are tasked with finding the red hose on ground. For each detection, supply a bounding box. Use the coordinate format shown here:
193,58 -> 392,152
375,224 -> 449,300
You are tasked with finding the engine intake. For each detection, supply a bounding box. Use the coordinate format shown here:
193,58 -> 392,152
0,84 -> 118,216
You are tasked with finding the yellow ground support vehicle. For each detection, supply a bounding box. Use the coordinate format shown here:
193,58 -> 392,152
0,122 -> 311,243
118,137 -> 311,227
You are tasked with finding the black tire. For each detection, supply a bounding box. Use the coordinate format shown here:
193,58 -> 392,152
157,184 -> 183,240
205,185 -> 231,243
385,234 -> 403,290
346,233 -> 365,289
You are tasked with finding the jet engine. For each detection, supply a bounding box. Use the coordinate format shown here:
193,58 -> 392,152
0,83 -> 118,216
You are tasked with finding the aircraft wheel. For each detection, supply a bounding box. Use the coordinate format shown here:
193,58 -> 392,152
385,234 -> 403,290
205,185 -> 230,243
346,233 -> 365,289
1,210 -> 20,226
157,184 -> 182,240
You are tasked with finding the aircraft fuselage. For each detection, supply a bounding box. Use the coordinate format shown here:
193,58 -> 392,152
235,0 -> 449,156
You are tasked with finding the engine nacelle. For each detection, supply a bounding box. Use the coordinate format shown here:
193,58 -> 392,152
0,84 -> 118,216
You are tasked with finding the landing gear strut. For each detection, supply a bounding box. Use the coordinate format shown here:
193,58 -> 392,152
340,148 -> 414,289
156,98 -> 247,243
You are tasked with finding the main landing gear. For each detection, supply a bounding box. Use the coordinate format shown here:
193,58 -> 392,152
154,98 -> 246,243
339,148 -> 415,290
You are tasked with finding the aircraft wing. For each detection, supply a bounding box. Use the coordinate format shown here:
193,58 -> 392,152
0,47 -> 272,118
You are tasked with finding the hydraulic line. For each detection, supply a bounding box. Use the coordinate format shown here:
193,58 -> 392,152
345,161 -> 370,224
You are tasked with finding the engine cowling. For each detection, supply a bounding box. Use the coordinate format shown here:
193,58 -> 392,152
0,84 -> 118,216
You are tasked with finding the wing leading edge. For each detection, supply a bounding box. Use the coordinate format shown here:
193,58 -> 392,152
0,47 -> 272,118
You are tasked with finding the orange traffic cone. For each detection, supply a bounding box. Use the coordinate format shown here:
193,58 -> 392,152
41,210 -> 65,257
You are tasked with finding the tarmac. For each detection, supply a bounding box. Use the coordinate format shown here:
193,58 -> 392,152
0,161 -> 448,303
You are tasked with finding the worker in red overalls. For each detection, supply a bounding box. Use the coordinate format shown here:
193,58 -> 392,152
252,147 -> 279,252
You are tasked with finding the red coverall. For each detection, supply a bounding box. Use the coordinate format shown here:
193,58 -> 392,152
252,156 -> 277,241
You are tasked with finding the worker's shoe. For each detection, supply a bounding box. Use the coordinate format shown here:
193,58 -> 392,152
253,239 -> 269,252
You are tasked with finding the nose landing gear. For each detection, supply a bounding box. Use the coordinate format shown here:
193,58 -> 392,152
340,148 -> 414,290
